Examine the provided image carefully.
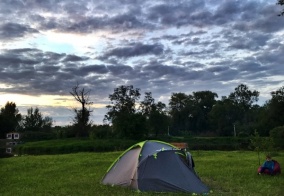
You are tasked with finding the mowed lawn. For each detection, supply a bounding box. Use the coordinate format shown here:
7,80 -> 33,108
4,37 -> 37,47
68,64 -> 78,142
1,151 -> 283,196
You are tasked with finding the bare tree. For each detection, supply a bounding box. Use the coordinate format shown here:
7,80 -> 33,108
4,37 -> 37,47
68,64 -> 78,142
70,83 -> 93,137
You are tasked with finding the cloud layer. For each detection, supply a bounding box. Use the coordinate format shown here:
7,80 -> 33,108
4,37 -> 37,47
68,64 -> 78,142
0,0 -> 283,125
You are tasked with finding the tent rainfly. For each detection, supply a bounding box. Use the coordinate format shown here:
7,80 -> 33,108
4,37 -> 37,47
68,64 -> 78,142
101,140 -> 209,194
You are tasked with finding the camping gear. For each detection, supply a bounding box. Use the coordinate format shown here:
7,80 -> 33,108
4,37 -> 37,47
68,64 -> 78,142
101,140 -> 209,194
257,160 -> 281,175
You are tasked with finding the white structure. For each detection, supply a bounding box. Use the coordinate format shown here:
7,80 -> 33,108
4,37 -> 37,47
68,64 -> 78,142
6,132 -> 20,154
6,132 -> 20,140
6,148 -> 12,153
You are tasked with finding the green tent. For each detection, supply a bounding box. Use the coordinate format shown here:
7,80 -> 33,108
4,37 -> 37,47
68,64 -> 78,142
101,140 -> 209,194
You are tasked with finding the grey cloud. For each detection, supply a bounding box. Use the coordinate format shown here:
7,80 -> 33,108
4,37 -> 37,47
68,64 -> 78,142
229,33 -> 270,51
62,55 -> 89,62
1,0 -> 282,36
79,65 -> 109,74
257,44 -> 284,65
147,1 -> 206,26
35,65 -> 60,73
63,17 -> 106,33
107,65 -> 134,76
100,42 -> 164,60
212,68 -> 239,82
232,4 -> 284,33
213,1 -> 243,24
233,60 -> 268,73
207,66 -> 230,73
141,62 -> 206,82
0,23 -> 38,40
0,48 -> 94,94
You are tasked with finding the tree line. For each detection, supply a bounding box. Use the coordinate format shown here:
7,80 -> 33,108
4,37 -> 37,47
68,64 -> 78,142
103,84 -> 284,139
0,83 -> 284,140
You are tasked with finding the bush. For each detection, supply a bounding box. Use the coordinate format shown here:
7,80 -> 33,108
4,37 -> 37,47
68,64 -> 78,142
270,126 -> 284,149
13,136 -> 282,156
270,126 -> 284,138
89,125 -> 113,139
238,131 -> 249,137
21,131 -> 56,142
14,139 -> 138,155
53,126 -> 76,139
149,136 -> 252,151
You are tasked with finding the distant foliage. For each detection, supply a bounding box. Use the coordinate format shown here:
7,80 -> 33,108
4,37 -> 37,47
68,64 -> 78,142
0,102 -> 21,138
14,139 -> 138,155
20,107 -> 53,132
270,126 -> 284,149
53,126 -> 76,139
270,126 -> 284,139
104,85 -> 147,139
1,84 -> 284,141
169,91 -> 218,135
140,92 -> 169,137
20,131 -> 56,142
89,125 -> 113,139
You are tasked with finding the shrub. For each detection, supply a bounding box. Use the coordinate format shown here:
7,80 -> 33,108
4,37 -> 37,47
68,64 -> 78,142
89,125 -> 113,139
270,126 -> 284,149
14,139 -> 138,155
21,131 -> 56,142
270,126 -> 284,138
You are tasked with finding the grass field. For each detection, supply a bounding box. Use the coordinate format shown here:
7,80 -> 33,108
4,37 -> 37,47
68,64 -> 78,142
1,151 -> 283,196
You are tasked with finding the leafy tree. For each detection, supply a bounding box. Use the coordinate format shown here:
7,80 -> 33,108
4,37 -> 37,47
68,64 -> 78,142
70,83 -> 93,137
124,113 -> 147,140
169,91 -> 217,135
105,85 -> 146,139
105,85 -> 140,121
252,104 -> 270,136
228,84 -> 259,132
169,93 -> 190,113
228,84 -> 259,111
140,92 -> 155,116
192,91 -> 218,132
21,107 -> 53,132
42,116 -> 53,131
267,86 -> 284,128
0,102 -> 21,138
278,0 -> 284,16
209,84 -> 259,136
253,86 -> 284,136
169,93 -> 193,135
140,92 -> 168,137
209,97 -> 238,136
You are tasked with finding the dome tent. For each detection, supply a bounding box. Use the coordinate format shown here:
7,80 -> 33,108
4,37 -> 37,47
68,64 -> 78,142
101,140 -> 209,194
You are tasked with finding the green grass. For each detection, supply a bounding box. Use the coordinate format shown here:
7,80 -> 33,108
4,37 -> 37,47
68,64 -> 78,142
1,151 -> 283,196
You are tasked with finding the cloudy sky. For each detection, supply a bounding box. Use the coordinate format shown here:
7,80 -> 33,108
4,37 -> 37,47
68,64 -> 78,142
0,0 -> 283,126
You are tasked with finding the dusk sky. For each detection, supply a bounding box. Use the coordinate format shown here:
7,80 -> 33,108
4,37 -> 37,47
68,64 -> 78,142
0,0 -> 284,126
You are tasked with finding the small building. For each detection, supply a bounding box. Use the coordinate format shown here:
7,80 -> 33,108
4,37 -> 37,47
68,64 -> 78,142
6,147 -> 12,154
6,132 -> 20,140
6,132 -> 21,154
